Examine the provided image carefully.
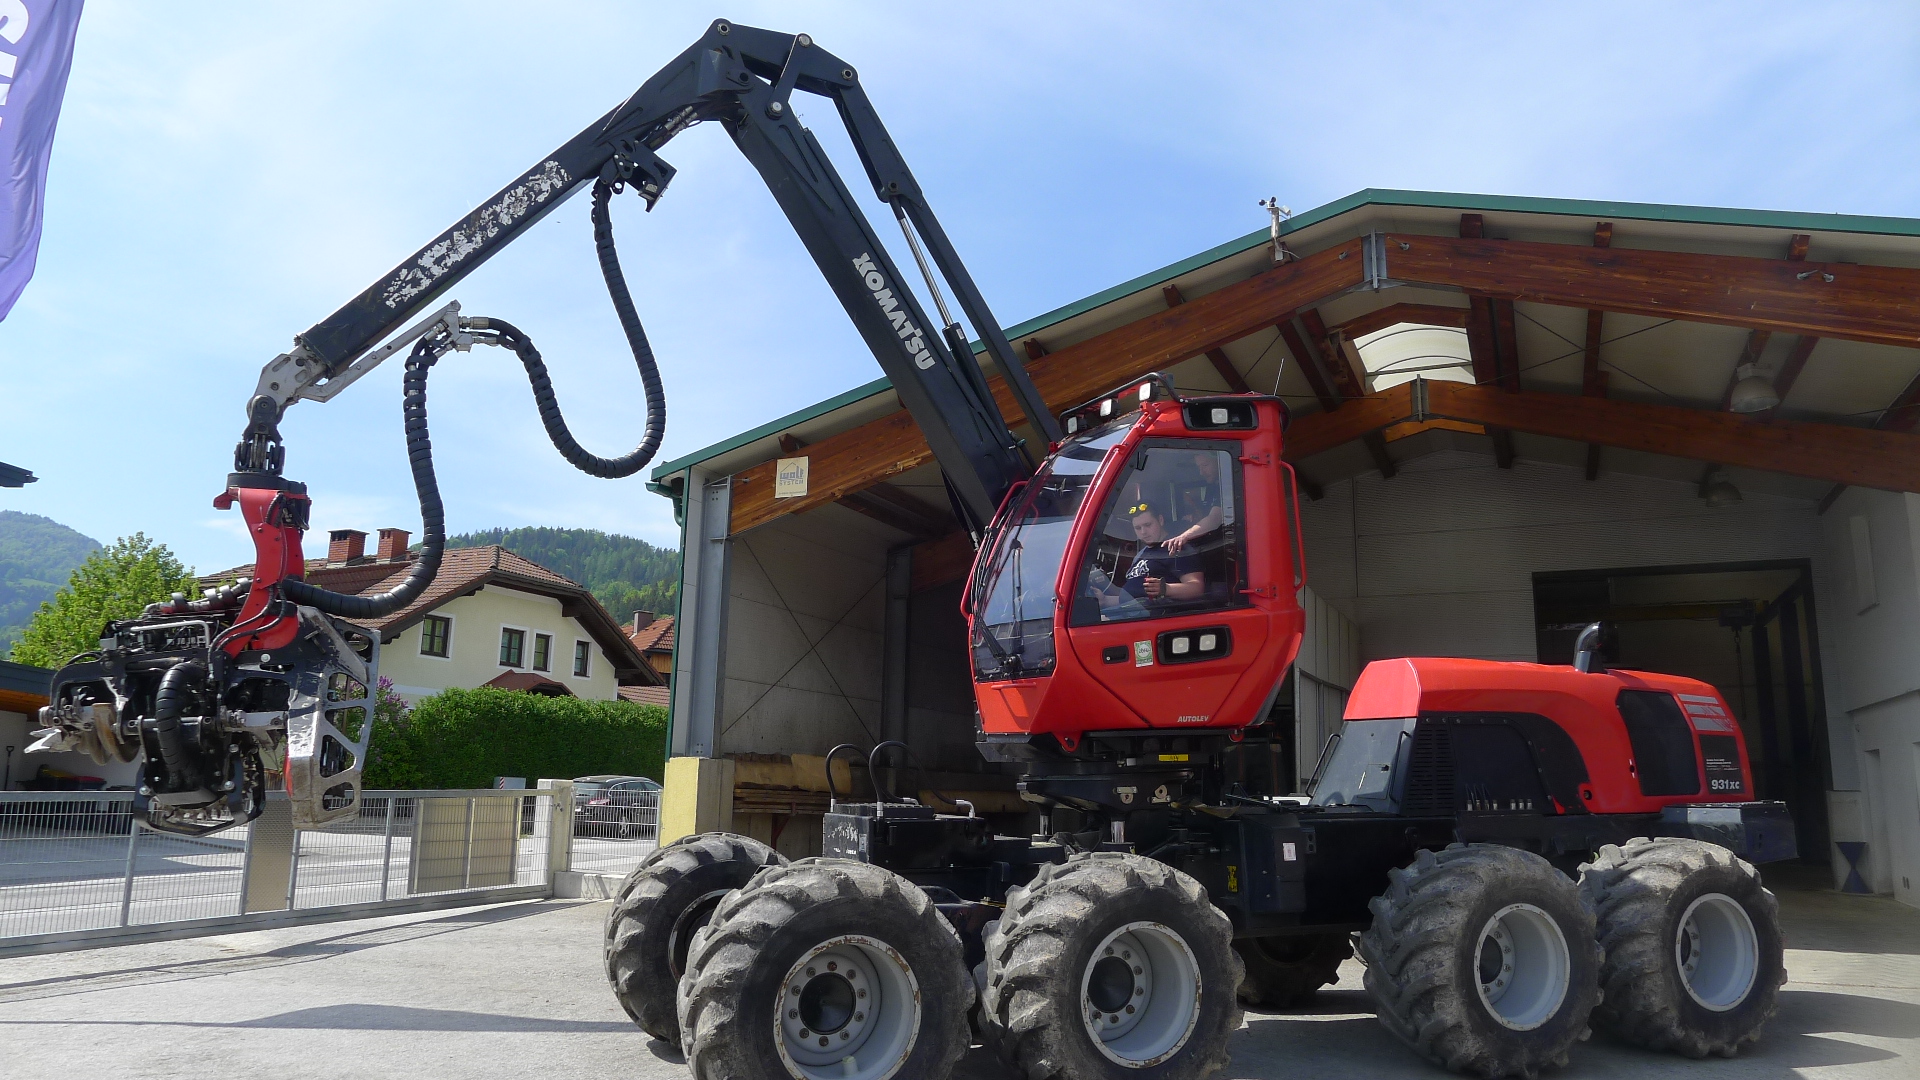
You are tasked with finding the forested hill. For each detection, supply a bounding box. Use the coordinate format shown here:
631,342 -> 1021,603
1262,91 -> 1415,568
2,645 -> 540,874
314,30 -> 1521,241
445,527 -> 678,625
1,511 -> 102,656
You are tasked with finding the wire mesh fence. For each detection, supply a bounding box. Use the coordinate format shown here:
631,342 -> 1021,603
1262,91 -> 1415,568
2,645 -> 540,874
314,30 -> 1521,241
0,788 -> 559,945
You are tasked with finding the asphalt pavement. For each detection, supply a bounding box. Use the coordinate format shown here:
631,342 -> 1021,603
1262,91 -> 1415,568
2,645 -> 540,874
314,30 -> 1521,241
0,867 -> 1913,1080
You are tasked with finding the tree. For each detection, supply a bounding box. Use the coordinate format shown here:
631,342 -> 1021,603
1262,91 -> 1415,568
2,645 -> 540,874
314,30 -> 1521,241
10,533 -> 199,667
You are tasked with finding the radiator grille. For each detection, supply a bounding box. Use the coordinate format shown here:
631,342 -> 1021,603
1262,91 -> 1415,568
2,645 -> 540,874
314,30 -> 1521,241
1399,724 -> 1455,816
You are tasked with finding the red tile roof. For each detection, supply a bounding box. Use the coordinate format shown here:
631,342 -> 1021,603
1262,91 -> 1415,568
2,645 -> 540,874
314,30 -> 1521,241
204,545 -> 662,686
484,670 -> 575,696
628,615 -> 675,655
619,684 -> 671,707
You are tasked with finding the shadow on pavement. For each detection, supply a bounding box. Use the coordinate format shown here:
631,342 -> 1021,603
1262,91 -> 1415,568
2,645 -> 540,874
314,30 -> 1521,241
0,1003 -> 634,1033
0,900 -> 568,1003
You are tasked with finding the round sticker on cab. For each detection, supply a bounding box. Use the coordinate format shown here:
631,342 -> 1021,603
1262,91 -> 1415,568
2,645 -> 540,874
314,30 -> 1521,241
1132,640 -> 1154,667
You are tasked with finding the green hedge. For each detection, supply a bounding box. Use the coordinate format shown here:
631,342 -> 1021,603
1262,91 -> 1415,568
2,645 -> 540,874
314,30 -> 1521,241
363,687 -> 667,790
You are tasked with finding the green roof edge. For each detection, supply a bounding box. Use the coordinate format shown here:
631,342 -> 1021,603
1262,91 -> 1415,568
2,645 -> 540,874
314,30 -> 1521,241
653,188 -> 1920,481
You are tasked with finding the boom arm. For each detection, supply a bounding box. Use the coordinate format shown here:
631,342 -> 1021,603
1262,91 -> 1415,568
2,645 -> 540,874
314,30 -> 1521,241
246,18 -> 1055,528
36,21 -> 1056,838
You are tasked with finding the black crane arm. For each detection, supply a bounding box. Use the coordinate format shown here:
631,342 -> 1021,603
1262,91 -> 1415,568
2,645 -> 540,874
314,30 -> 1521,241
247,19 -> 1056,529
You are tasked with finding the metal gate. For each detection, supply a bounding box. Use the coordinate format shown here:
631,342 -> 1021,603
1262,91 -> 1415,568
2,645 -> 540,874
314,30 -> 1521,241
0,786 -> 565,956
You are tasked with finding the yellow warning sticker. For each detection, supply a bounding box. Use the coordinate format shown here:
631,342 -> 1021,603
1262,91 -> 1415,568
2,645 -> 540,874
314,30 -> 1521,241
1157,753 -> 1190,762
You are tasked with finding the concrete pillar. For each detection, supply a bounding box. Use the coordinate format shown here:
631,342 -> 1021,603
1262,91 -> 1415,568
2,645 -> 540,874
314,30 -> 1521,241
659,756 -> 736,845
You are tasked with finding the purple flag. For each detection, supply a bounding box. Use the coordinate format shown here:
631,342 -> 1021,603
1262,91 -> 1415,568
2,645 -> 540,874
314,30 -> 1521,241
0,0 -> 83,322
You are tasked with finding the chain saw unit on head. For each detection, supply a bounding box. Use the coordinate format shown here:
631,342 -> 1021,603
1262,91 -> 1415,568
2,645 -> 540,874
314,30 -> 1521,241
29,20 -> 1057,836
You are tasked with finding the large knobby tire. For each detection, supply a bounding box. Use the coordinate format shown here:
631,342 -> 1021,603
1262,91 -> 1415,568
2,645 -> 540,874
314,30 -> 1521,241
981,851 -> 1244,1079
678,858 -> 972,1080
1359,844 -> 1601,1079
603,832 -> 787,1048
1579,837 -> 1784,1058
1237,932 -> 1352,1009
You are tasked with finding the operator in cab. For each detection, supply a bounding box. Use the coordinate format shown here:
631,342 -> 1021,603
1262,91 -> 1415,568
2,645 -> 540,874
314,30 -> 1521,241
1166,451 -> 1232,554
1089,500 -> 1206,617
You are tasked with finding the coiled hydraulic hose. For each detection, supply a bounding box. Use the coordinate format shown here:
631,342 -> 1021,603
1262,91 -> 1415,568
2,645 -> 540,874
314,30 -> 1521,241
151,660 -> 207,788
283,178 -> 664,619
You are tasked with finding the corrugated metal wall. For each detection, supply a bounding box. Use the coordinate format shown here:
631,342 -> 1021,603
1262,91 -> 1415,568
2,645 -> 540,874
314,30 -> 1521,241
1297,448 -> 1856,786
717,506 -> 894,756
1293,586 -> 1360,790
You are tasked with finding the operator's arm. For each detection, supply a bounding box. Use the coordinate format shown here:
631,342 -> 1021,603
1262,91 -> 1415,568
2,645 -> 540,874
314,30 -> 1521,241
1164,505 -> 1224,553
1163,570 -> 1207,601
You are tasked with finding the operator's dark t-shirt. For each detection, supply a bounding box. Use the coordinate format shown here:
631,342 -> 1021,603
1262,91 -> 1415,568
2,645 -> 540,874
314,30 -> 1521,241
1123,544 -> 1200,599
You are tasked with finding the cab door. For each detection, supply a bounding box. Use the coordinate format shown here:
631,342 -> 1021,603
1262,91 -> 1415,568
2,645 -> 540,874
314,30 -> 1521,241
1063,438 -> 1273,728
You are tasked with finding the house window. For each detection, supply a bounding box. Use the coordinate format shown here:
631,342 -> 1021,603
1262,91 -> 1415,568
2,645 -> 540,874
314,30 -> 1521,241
420,615 -> 451,658
573,640 -> 592,677
532,633 -> 552,671
500,627 -> 525,667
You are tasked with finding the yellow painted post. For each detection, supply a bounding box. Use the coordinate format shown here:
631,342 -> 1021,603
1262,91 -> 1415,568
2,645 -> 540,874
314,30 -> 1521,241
659,756 -> 736,845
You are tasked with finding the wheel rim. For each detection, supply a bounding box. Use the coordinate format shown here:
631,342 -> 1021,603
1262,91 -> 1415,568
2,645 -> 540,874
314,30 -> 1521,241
1675,892 -> 1759,1011
775,935 -> 920,1080
1472,903 -> 1571,1031
668,889 -> 730,982
1079,921 -> 1202,1067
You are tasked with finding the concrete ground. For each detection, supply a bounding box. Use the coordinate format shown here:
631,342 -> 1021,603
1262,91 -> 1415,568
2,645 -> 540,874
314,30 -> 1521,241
0,867 -> 1914,1080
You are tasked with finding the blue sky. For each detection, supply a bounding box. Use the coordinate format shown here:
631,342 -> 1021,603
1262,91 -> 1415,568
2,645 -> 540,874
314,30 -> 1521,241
3,1 -> 1917,572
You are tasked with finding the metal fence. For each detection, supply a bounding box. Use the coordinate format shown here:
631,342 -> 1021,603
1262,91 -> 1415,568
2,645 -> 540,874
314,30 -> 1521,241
0,787 -> 560,954
565,783 -> 660,879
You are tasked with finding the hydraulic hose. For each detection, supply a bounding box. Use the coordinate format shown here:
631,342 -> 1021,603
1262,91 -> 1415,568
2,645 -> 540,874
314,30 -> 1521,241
282,335 -> 447,619
470,178 -> 665,478
150,660 -> 207,788
282,177 -> 665,619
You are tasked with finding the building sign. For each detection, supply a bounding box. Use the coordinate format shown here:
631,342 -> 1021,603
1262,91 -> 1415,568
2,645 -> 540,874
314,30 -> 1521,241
774,456 -> 809,499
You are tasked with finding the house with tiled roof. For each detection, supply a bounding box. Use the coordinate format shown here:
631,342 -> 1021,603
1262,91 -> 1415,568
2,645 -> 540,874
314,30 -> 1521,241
204,528 -> 661,704
617,611 -> 675,709
627,611 -> 675,680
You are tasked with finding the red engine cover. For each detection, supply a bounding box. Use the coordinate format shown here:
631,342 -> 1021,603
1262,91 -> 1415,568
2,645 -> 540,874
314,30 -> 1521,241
1345,657 -> 1756,815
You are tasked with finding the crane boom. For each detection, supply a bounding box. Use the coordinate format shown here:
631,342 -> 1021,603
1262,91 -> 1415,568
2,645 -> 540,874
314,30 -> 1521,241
32,20 -> 1055,836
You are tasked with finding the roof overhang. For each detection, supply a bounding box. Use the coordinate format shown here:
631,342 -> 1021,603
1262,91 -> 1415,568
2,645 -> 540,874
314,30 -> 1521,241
650,188 -> 1920,538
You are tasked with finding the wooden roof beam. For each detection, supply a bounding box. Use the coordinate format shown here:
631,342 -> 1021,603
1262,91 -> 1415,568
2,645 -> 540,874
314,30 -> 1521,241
777,432 -> 950,539
1301,307 -> 1394,477
1716,235 -> 1811,412
1818,366 -> 1920,512
1384,232 -> 1920,348
728,240 -> 1367,533
1283,379 -> 1920,494
1275,317 -> 1340,412
1459,214 -> 1516,468
1163,284 -> 1252,393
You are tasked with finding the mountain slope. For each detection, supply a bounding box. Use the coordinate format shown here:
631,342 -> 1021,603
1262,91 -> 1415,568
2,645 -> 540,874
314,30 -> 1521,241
444,527 -> 678,625
1,511 -> 103,655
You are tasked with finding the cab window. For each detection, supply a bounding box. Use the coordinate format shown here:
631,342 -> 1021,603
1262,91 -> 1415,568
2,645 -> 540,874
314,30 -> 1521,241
1071,442 -> 1246,625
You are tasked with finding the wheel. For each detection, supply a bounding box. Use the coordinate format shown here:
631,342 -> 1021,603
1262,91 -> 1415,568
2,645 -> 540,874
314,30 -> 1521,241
981,851 -> 1243,1079
1579,837 -> 1783,1058
603,831 -> 787,1048
1237,932 -> 1351,1009
1358,843 -> 1601,1078
677,858 -> 972,1080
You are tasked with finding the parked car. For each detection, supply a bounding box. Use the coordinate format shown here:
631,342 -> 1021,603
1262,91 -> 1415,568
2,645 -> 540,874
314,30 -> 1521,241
572,774 -> 662,840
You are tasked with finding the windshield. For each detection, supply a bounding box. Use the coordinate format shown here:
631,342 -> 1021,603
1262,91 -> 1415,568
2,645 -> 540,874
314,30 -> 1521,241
970,421 -> 1130,679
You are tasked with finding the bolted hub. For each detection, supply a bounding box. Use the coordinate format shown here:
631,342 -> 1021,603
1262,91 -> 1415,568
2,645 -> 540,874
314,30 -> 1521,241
798,971 -> 857,1035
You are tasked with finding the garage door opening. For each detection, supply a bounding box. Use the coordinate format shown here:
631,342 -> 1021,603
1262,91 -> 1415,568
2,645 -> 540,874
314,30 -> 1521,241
1533,560 -> 1829,863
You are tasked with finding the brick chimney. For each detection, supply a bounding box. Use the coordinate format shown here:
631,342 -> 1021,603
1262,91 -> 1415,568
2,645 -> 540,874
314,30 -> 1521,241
632,610 -> 655,633
327,529 -> 367,564
377,527 -> 411,561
